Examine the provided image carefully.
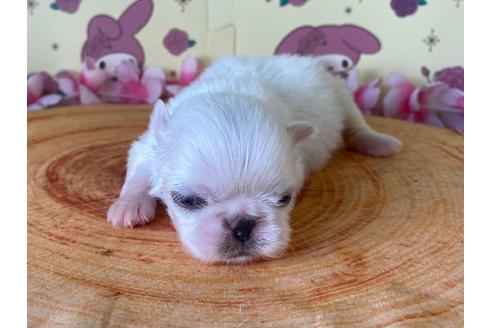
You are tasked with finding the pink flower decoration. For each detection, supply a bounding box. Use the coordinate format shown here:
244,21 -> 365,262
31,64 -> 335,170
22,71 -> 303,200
288,0 -> 309,6
346,69 -> 382,115
391,0 -> 419,17
280,0 -> 308,7
163,29 -> 196,56
50,0 -> 81,14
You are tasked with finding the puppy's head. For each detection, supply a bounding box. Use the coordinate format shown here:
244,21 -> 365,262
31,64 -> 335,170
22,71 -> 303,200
149,97 -> 313,263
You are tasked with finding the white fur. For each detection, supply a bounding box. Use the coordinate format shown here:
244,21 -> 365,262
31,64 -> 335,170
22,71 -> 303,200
107,55 -> 401,263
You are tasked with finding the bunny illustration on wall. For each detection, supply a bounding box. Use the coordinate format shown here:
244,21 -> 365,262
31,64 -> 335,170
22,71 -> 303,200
81,0 -> 153,77
274,24 -> 381,76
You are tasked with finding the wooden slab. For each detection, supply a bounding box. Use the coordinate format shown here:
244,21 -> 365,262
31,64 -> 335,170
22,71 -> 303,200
28,105 -> 463,327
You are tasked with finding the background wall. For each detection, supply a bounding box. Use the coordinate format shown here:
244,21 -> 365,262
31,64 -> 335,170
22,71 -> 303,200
27,0 -> 463,84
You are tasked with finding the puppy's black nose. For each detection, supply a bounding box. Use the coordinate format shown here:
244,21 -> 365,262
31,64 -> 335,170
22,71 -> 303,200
232,219 -> 256,243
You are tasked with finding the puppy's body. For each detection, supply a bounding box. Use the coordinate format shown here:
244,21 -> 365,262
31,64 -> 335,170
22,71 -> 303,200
108,56 -> 400,263
197,56 -> 345,174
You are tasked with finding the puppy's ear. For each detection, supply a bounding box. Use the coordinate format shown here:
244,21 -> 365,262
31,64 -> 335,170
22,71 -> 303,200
287,121 -> 316,144
149,99 -> 171,131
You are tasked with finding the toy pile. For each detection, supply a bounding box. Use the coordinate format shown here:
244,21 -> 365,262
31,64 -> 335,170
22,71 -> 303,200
344,66 -> 463,132
27,56 -> 463,132
27,53 -> 200,111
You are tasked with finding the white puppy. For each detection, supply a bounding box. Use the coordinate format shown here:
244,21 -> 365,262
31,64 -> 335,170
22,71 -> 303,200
107,56 -> 401,263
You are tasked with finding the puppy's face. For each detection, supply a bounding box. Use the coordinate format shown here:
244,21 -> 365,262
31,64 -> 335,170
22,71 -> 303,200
150,97 -> 313,263
164,181 -> 296,264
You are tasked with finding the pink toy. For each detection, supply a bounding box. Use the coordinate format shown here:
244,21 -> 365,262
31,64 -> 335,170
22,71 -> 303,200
79,58 -> 165,104
99,61 -> 165,104
165,54 -> 201,96
55,70 -> 80,106
26,59 -> 166,109
27,72 -> 63,111
275,24 -> 381,74
80,57 -> 108,91
346,69 -> 382,115
383,72 -> 464,132
79,57 -> 110,104
26,54 -> 202,110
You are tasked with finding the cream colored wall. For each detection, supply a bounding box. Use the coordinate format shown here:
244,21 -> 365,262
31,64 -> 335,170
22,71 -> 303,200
27,0 -> 209,74
28,0 -> 463,83
231,0 -> 464,83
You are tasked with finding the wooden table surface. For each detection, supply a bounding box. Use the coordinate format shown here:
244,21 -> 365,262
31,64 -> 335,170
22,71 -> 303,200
27,105 -> 464,327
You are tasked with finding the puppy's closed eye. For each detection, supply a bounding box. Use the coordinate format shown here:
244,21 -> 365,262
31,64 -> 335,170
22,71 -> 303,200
171,192 -> 207,210
276,192 -> 292,207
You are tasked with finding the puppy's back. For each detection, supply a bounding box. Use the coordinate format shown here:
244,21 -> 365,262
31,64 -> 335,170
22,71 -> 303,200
200,55 -> 347,117
199,55 -> 347,174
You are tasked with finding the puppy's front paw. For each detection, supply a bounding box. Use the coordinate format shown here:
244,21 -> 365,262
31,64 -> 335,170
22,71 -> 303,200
347,131 -> 402,157
107,196 -> 156,228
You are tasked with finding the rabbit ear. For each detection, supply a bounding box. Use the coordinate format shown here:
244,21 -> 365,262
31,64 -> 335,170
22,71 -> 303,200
119,0 -> 153,35
340,25 -> 381,54
87,15 -> 122,39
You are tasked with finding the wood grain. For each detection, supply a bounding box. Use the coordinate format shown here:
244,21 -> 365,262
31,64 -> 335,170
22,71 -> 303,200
28,105 -> 463,327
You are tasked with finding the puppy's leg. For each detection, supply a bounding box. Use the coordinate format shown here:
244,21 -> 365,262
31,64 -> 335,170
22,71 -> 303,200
107,137 -> 156,228
342,92 -> 401,156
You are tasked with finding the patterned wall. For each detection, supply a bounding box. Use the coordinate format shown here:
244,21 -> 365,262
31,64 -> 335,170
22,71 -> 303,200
27,0 -> 463,84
